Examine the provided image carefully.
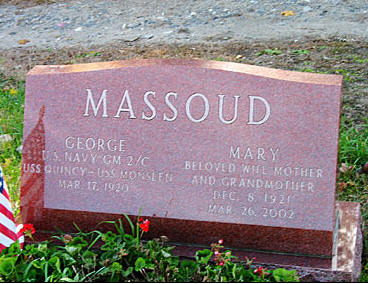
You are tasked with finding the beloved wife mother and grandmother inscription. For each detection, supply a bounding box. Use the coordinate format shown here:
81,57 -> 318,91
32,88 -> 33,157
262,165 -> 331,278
21,59 -> 342,257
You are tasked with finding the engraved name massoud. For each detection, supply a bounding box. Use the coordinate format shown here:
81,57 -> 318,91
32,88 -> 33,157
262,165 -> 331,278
83,89 -> 271,125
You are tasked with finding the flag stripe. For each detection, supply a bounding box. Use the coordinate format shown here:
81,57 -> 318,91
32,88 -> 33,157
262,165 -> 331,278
0,212 -> 16,232
0,165 -> 24,251
0,194 -> 13,212
0,204 -> 15,221
0,232 -> 16,247
0,223 -> 17,241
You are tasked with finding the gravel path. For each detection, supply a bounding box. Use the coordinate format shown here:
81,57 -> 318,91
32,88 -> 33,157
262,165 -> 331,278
0,0 -> 367,50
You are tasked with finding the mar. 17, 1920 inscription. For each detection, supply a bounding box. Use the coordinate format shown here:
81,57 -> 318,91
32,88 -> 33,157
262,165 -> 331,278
21,59 -> 342,235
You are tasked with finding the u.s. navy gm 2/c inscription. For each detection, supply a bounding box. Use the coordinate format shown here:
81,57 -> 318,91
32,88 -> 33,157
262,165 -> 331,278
21,59 -> 342,232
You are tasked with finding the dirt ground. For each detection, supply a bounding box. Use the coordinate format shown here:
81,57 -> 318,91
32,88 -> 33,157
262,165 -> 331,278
0,0 -> 64,8
2,0 -> 368,50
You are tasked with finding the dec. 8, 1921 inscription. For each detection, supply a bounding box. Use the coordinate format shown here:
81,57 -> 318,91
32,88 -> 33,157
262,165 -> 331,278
21,59 -> 342,232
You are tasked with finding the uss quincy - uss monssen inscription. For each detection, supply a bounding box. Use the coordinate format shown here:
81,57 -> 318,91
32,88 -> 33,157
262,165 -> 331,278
21,59 -> 342,234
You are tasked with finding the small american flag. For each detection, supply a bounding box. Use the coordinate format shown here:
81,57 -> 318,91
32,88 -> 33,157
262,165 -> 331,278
0,164 -> 24,251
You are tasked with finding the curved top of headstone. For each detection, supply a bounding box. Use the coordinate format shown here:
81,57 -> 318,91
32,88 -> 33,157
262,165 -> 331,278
27,58 -> 342,86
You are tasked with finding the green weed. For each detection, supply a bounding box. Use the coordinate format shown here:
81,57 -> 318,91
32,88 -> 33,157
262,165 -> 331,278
334,69 -> 360,82
296,67 -> 329,74
301,61 -> 313,66
292,49 -> 310,55
214,56 -> 226,61
347,55 -> 368,64
75,51 -> 102,58
297,67 -> 315,73
256,48 -> 282,56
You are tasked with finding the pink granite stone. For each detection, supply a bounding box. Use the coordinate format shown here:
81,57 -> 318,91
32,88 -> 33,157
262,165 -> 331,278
21,59 -> 343,256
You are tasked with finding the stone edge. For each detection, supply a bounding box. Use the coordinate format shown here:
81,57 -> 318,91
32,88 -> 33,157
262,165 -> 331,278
26,58 -> 343,86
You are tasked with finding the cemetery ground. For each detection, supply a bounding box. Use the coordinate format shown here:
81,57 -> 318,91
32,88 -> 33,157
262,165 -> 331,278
0,38 -> 367,281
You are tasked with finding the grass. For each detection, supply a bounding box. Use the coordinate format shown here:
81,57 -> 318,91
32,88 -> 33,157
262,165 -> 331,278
337,118 -> 368,282
0,42 -> 367,280
337,117 -> 368,220
0,74 -> 24,217
339,117 -> 368,167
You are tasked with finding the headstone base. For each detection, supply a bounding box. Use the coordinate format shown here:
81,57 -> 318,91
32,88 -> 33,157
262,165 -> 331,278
173,201 -> 362,282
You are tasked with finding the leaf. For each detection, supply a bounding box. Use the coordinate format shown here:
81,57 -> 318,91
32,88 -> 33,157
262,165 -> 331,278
272,268 -> 299,282
145,262 -> 155,270
2,158 -> 11,168
87,233 -> 102,250
32,259 -> 43,269
0,257 -> 16,276
122,267 -> 133,277
38,243 -> 48,253
44,262 -> 49,281
123,213 -> 135,235
25,269 -> 37,282
180,260 -> 197,270
232,263 -> 237,279
60,277 -> 76,282
110,262 -> 122,272
6,240 -> 21,255
18,39 -> 30,45
23,261 -> 36,279
161,250 -> 171,258
135,257 -> 146,271
339,163 -> 353,173
81,266 -> 108,281
48,256 -> 61,273
178,260 -> 199,282
338,182 -> 347,192
72,222 -> 83,233
69,236 -> 88,247
82,250 -> 96,262
81,253 -> 95,269
195,249 -> 213,264
60,253 -> 76,266
65,245 -> 79,256
281,10 -> 295,16
105,219 -> 126,235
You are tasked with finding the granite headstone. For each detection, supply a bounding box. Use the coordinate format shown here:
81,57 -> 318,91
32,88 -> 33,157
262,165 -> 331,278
20,59 -> 362,280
